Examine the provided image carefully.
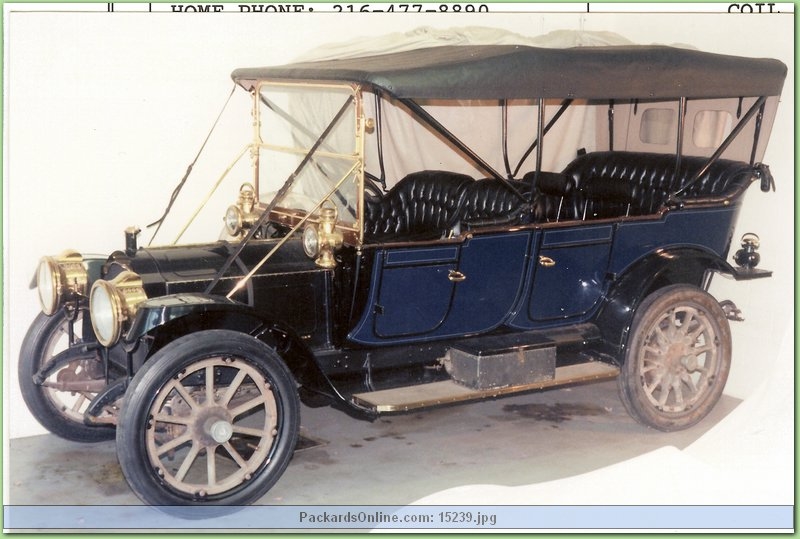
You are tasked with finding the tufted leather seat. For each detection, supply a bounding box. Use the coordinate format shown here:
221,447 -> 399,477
562,151 -> 757,217
361,152 -> 755,242
460,178 -> 532,228
364,170 -> 473,242
580,176 -> 638,219
524,171 -> 579,222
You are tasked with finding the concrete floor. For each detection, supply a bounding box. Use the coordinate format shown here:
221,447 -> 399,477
8,379 -> 738,509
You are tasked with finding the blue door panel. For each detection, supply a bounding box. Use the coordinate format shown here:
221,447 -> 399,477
527,242 -> 611,321
348,246 -> 460,343
437,232 -> 530,334
374,263 -> 456,337
348,232 -> 531,345
509,224 -> 613,328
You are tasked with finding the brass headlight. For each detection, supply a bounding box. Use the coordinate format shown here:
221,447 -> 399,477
303,203 -> 343,268
89,271 -> 147,347
224,183 -> 259,237
302,225 -> 320,258
224,205 -> 244,237
36,250 -> 88,315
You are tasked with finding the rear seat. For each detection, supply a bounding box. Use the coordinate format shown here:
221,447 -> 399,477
562,151 -> 757,218
580,176 -> 638,219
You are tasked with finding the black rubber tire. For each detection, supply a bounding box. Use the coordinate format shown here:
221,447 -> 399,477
18,311 -> 115,442
618,284 -> 732,432
116,330 -> 300,509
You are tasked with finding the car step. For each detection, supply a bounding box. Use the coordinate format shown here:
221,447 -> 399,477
352,361 -> 620,413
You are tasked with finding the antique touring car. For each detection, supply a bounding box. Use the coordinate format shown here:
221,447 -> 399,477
21,44 -> 786,507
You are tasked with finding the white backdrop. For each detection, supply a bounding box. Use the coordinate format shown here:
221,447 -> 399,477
3,5 -> 793,503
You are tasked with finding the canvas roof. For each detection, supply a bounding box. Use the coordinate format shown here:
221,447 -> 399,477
231,44 -> 787,100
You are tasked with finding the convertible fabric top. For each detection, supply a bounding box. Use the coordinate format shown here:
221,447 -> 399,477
232,45 -> 786,100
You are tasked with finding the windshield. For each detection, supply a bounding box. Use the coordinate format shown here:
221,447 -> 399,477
255,82 -> 361,230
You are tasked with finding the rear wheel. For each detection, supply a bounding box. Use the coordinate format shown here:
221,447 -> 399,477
116,330 -> 300,507
618,285 -> 731,432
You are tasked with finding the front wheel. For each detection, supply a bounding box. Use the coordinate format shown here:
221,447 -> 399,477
18,310 -> 115,442
116,330 -> 300,507
618,284 -> 732,432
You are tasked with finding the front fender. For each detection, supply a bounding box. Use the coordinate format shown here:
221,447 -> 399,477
125,293 -> 241,343
593,247 -> 736,361
124,293 -> 337,398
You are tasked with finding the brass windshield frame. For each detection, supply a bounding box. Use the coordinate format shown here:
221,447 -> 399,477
251,80 -> 366,246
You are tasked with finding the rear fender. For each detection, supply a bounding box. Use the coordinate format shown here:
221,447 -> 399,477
125,293 -> 336,397
594,247 -> 735,361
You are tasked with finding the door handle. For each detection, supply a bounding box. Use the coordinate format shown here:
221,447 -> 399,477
538,256 -> 556,267
448,270 -> 466,282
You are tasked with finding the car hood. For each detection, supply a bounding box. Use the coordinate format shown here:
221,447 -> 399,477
128,238 -> 320,297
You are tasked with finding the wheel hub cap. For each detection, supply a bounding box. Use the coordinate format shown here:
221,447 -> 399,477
681,354 -> 699,371
209,420 -> 233,444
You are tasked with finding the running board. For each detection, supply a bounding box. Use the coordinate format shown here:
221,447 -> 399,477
352,361 -> 619,413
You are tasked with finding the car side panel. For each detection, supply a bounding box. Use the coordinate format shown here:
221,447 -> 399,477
512,225 -> 614,325
348,232 -> 530,345
373,247 -> 460,337
607,206 -> 741,276
348,205 -> 742,345
439,232 -> 531,332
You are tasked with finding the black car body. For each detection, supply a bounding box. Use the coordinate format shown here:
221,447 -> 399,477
21,44 -> 786,507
